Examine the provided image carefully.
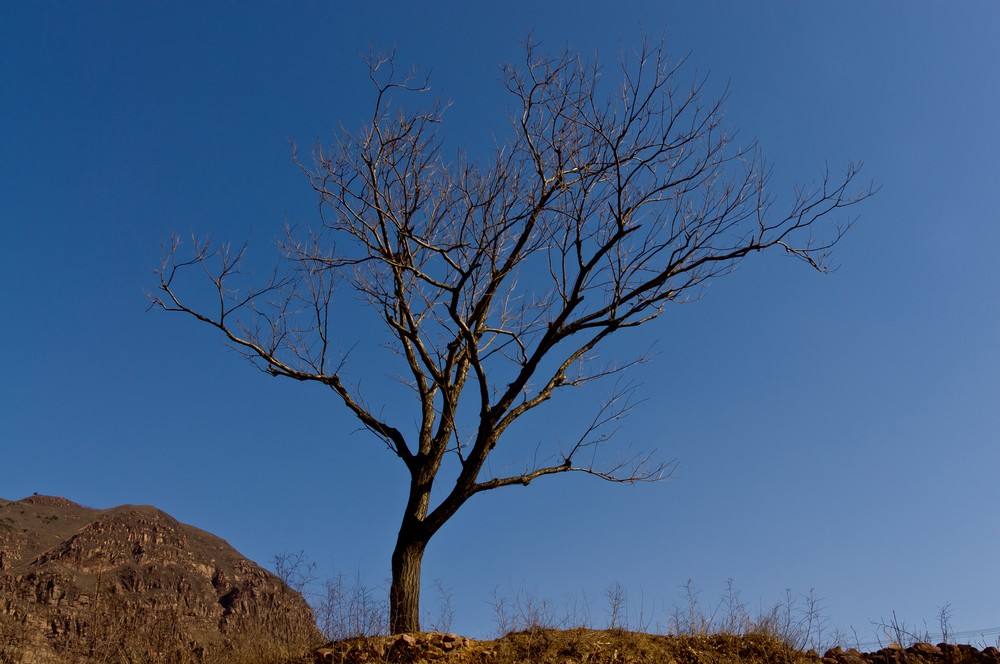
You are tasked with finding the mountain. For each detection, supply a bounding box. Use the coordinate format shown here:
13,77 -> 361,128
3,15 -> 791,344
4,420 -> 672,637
0,495 -> 320,663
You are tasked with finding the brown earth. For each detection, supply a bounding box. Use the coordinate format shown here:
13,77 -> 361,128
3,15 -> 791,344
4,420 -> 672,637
297,630 -> 1000,664
0,494 -> 321,663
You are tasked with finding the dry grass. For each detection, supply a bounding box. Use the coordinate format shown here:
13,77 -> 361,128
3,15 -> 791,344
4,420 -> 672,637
304,578 -> 830,664
0,611 -> 29,664
310,629 -> 813,664
491,629 -> 812,664
0,598 -> 319,664
7,555 -> 989,664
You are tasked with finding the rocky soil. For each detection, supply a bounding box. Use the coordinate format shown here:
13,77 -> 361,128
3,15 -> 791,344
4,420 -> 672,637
822,643 -> 1000,664
0,495 -> 320,663
296,630 -> 1000,664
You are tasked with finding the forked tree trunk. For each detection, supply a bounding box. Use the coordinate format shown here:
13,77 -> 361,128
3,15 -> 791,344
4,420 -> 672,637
389,463 -> 470,633
389,531 -> 427,633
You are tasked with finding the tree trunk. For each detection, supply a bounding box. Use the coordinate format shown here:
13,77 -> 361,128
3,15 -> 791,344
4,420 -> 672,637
389,532 -> 426,633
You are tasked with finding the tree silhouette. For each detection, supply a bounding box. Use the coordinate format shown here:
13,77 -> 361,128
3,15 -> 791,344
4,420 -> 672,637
152,41 -> 873,633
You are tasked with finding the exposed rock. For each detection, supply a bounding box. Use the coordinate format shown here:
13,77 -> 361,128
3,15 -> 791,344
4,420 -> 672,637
824,646 -> 868,664
0,495 -> 321,663
307,631 -> 1000,664
312,632 -> 477,664
911,642 -> 943,656
822,639 -> 1000,664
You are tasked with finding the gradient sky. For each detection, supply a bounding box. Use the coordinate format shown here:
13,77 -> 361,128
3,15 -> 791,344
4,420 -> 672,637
3,1 -> 999,644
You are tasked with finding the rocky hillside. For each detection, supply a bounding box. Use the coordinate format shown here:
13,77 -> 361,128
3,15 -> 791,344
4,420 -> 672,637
0,495 -> 321,663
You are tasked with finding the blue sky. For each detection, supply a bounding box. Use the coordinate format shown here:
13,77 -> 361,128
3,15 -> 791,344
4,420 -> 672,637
2,1 -> 999,643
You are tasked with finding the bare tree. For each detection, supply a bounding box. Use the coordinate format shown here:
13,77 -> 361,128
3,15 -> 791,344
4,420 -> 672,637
151,40 -> 873,634
272,550 -> 317,595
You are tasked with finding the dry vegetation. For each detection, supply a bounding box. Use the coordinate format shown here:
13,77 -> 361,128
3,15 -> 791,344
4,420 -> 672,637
7,550 -> 1000,664
269,560 -> 1000,664
6,533 -> 997,664
0,612 -> 29,664
308,629 -> 813,664
0,599 -> 314,664
304,628 -> 1000,664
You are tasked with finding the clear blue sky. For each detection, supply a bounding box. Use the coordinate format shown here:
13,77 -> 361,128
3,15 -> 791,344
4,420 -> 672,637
3,1 -> 998,643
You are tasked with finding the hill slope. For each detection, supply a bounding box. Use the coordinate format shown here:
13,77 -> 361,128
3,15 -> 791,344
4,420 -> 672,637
0,495 -> 320,663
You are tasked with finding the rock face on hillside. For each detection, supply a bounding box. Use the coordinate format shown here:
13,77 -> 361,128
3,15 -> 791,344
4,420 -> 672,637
0,495 -> 321,663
